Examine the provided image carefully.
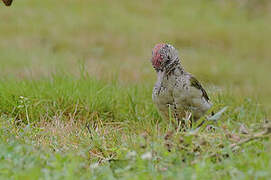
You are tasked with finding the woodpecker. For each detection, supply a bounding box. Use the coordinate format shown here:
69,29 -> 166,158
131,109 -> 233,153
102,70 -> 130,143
151,43 -> 212,127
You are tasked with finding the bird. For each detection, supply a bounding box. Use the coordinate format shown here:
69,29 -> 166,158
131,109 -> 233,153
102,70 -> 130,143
151,43 -> 212,128
2,0 -> 13,6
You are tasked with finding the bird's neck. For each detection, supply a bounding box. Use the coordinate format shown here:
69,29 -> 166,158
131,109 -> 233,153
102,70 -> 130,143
156,64 -> 185,85
165,63 -> 184,76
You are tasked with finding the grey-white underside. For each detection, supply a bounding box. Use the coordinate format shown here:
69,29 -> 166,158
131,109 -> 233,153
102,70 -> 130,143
152,66 -> 212,122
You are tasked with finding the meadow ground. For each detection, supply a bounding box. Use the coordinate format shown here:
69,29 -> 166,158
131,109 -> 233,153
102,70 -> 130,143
0,0 -> 271,179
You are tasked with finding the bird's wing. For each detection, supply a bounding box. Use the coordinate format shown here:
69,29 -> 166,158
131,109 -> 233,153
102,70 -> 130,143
3,0 -> 13,6
189,76 -> 210,102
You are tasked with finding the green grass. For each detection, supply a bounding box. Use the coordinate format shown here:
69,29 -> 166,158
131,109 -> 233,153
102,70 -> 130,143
0,0 -> 271,179
0,76 -> 270,179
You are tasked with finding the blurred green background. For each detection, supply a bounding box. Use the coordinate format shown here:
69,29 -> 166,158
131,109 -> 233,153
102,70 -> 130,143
1,1 -> 271,179
1,0 -> 271,109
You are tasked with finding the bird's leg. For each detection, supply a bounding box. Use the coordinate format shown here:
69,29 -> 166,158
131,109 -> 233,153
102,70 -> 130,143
184,111 -> 192,129
174,111 -> 190,132
176,117 -> 185,132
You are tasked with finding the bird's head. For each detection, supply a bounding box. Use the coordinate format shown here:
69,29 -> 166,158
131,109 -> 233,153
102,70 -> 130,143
151,43 -> 180,72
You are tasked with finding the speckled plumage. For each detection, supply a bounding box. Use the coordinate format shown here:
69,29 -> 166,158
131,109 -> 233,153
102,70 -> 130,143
151,44 -> 212,126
